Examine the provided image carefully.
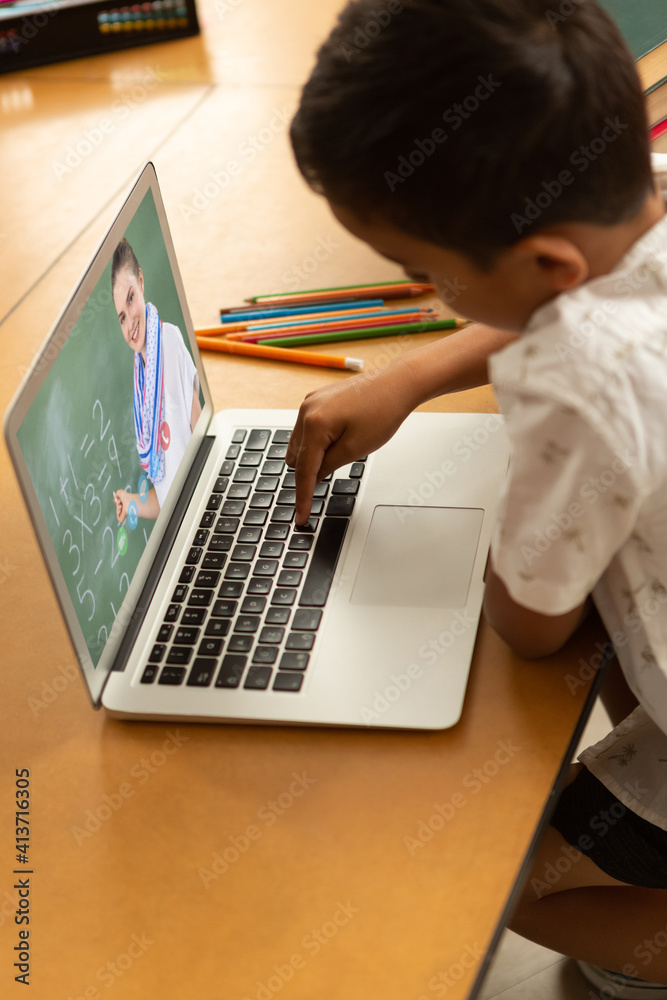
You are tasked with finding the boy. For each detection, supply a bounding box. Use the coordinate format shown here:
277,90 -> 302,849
284,0 -> 667,994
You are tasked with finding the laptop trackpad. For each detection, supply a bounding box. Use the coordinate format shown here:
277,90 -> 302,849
350,505 -> 484,608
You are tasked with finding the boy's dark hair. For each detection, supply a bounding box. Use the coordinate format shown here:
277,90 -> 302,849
111,237 -> 140,293
291,0 -> 652,268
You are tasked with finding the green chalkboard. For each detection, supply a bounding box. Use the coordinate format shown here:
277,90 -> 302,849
16,187 -> 200,667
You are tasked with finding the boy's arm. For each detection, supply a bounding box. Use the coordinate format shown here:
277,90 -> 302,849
484,563 -> 591,660
287,323 -> 517,523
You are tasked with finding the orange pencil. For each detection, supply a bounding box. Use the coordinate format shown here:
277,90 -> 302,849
196,335 -> 364,371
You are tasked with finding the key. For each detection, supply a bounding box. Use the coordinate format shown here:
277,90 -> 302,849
282,551 -> 307,569
252,646 -> 278,665
234,467 -> 257,483
246,429 -> 271,451
286,632 -> 315,651
141,664 -> 159,683
188,588 -> 214,607
256,476 -> 280,492
271,506 -> 294,523
224,563 -> 250,580
241,595 -> 266,614
205,619 -> 230,637
208,535 -> 232,551
212,599 -> 238,617
260,541 -> 284,558
201,552 -> 226,570
279,652 -> 309,671
234,616 -> 260,633
215,654 -> 246,688
265,607 -> 291,625
273,672 -> 303,692
198,638 -> 223,657
187,658 -> 216,687
227,484 -> 251,500
325,495 -> 355,517
259,626 -> 284,644
159,666 -> 187,685
174,626 -> 200,645
166,647 -> 193,665
332,478 -> 359,495
228,635 -> 253,652
238,527 -> 262,544
271,588 -> 296,606
221,501 -> 245,516
288,534 -> 313,551
215,517 -> 239,533
299,517 -> 348,607
265,524 -> 289,541
292,608 -> 322,631
182,608 -> 205,625
244,666 -> 272,689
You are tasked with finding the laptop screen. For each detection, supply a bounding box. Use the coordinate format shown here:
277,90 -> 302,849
7,166 -> 210,695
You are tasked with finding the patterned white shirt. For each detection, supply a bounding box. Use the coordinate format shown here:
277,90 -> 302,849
489,155 -> 667,830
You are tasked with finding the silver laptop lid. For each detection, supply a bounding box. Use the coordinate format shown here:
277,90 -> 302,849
4,163 -> 214,706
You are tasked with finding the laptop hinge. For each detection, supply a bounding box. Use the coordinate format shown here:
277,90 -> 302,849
109,434 -> 215,673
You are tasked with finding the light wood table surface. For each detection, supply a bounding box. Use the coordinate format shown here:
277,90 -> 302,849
0,4 -> 608,998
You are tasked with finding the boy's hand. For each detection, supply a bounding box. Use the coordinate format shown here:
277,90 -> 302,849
286,360 -> 416,524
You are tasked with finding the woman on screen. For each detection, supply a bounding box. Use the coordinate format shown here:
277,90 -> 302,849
110,237 -> 202,523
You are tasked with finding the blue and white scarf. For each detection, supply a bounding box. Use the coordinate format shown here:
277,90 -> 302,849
133,302 -> 165,484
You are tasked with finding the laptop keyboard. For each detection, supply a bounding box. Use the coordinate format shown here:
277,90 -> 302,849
138,428 -> 364,694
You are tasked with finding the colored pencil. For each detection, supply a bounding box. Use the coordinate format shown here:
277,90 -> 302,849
224,312 -> 431,344
650,116 -> 667,141
196,335 -> 364,371
201,306 -> 432,338
255,318 -> 465,348
245,280 -> 435,306
219,299 -> 385,320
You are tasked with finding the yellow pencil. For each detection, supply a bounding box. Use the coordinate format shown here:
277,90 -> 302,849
196,335 -> 364,371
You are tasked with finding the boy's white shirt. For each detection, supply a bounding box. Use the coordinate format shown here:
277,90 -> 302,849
489,153 -> 667,830
152,321 -> 199,509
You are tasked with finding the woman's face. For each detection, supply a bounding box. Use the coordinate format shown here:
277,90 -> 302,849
113,265 -> 146,357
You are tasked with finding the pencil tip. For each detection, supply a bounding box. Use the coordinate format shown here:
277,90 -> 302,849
346,358 -> 364,372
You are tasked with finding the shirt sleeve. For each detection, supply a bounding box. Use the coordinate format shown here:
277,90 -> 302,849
490,392 -> 643,615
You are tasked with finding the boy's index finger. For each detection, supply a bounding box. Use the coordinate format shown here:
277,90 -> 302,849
293,439 -> 324,525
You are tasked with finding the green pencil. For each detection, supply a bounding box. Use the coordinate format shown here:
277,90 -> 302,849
255,318 -> 464,348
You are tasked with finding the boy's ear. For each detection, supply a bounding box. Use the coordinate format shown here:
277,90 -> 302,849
509,233 -> 589,293
138,267 -> 144,293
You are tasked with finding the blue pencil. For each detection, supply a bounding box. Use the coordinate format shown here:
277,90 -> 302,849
219,299 -> 385,322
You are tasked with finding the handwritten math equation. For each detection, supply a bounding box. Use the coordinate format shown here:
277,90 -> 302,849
45,398 -> 148,663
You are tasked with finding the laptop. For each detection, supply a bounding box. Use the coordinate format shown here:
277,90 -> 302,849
4,162 -> 509,730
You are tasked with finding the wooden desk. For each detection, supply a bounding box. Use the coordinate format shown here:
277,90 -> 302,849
0,5 -> 605,997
